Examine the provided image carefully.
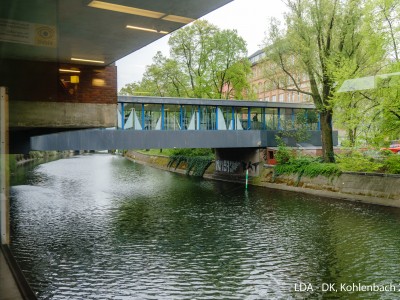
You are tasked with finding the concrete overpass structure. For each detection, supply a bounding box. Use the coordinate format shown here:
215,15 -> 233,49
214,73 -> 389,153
1,0 -> 234,153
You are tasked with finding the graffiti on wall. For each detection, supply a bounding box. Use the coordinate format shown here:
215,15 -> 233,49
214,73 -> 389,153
215,160 -> 260,174
215,160 -> 241,173
242,161 -> 260,172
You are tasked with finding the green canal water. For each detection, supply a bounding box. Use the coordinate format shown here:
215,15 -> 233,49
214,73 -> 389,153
10,154 -> 400,299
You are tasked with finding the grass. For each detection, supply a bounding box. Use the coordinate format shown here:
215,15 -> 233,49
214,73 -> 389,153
136,149 -> 176,156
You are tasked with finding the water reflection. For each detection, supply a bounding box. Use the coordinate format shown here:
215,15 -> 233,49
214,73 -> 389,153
10,154 -> 400,299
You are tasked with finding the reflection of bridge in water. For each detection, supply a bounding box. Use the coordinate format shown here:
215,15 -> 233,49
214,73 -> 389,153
31,96 -> 338,151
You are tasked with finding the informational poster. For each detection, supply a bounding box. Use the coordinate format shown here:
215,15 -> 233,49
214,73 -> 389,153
0,18 -> 57,48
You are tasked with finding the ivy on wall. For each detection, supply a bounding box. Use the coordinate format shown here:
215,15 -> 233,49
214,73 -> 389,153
168,155 -> 213,177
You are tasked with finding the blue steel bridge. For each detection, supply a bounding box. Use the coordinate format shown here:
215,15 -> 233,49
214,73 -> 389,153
31,96 -> 338,151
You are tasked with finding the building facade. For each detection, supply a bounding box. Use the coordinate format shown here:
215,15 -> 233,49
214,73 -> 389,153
248,49 -> 312,104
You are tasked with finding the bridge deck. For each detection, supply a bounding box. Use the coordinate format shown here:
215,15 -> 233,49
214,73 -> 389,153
31,129 -> 335,150
30,96 -> 337,151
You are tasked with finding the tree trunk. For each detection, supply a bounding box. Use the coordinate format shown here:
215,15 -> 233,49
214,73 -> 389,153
320,110 -> 335,162
348,128 -> 356,147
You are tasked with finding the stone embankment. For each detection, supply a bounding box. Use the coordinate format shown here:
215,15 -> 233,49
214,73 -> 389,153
257,167 -> 400,207
125,150 -> 400,208
124,150 -> 215,177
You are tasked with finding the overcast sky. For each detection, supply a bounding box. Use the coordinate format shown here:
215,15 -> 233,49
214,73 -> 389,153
116,0 -> 287,90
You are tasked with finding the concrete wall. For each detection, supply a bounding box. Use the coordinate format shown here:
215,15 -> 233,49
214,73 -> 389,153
1,59 -> 117,130
10,101 -> 116,128
258,167 -> 400,207
214,148 -> 261,180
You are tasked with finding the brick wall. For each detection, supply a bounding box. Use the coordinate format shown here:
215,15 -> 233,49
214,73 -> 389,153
0,59 -> 117,104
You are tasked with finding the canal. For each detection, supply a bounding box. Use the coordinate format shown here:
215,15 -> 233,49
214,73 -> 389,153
10,154 -> 400,299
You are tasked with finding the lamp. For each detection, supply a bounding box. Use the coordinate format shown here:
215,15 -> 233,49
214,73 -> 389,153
70,76 -> 79,84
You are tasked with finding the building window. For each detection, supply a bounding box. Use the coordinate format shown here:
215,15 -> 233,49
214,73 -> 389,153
272,95 -> 276,102
279,93 -> 284,102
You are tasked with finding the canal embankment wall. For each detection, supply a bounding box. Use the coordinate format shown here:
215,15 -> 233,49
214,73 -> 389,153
125,150 -> 400,208
124,150 -> 216,177
257,167 -> 400,207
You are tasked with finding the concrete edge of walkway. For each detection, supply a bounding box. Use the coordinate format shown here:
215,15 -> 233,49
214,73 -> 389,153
1,244 -> 37,300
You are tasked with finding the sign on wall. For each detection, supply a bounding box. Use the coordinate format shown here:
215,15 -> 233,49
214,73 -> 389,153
0,18 -> 57,48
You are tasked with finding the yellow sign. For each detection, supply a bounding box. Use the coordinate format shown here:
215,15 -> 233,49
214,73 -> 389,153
34,24 -> 57,48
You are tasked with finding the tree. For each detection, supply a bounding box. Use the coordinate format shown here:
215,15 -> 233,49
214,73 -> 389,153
375,63 -> 400,141
120,20 -> 251,99
263,0 -> 383,162
373,0 -> 400,63
119,51 -> 189,97
119,82 -> 142,96
331,0 -> 400,146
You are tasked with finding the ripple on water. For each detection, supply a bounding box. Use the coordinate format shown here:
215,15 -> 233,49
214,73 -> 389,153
9,154 -> 400,299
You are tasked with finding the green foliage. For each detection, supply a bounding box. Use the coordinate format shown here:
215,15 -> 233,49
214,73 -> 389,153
274,135 -> 341,184
302,162 -> 342,178
383,154 -> 400,174
336,151 -> 384,173
167,155 -> 187,169
335,150 -> 400,174
120,20 -> 251,99
186,156 -> 213,177
280,109 -> 316,143
274,136 -> 293,165
168,154 -> 213,177
167,148 -> 214,177
170,148 -> 214,157
274,154 -> 341,185
264,0 -> 390,162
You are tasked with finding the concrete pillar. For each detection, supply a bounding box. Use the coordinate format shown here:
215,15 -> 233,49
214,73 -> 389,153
214,148 -> 261,179
1,87 -> 10,245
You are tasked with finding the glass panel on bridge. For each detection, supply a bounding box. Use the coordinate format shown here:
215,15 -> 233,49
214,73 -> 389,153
280,108 -> 294,130
218,107 -> 231,130
265,108 -> 278,130
144,104 -> 162,130
238,107 -> 249,130
123,103 -> 143,130
164,104 -> 181,130
231,108 -> 244,130
250,107 -> 263,130
181,105 -> 198,130
118,99 -> 320,132
199,106 -> 217,130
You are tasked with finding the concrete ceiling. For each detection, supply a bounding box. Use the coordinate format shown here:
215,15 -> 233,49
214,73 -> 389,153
0,0 -> 233,65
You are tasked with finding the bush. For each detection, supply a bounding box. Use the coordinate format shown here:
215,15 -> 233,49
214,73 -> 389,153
275,155 -> 341,182
336,151 -> 383,173
383,155 -> 400,174
274,136 -> 293,165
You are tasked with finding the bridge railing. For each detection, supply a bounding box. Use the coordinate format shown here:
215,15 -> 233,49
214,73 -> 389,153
117,97 -> 321,131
